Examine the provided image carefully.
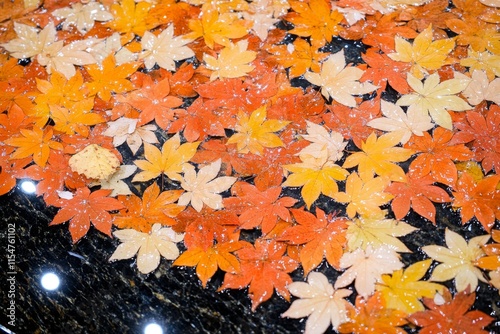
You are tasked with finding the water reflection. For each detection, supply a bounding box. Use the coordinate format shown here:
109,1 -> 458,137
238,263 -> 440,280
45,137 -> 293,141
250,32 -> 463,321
20,180 -> 36,194
40,272 -> 60,291
144,322 -> 163,334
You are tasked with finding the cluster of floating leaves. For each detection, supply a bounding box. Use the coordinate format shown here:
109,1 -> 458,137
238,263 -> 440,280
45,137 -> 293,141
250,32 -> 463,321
1,0 -> 500,332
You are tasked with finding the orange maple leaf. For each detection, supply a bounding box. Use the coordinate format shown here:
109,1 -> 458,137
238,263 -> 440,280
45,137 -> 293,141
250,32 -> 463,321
113,182 -> 184,233
223,182 -> 297,234
219,239 -> 299,310
405,127 -> 473,186
387,167 -> 451,224
408,288 -> 494,334
50,187 -> 125,243
452,172 -> 500,231
85,55 -> 140,102
279,208 -> 348,275
338,292 -> 408,334
5,125 -> 63,167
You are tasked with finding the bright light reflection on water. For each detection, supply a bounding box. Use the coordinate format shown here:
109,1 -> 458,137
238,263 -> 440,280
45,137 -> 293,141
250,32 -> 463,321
144,323 -> 163,334
20,180 -> 36,194
41,272 -> 60,291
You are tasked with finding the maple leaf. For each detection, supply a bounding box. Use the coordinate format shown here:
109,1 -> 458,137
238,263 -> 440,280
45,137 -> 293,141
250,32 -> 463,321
360,48 -> 412,94
204,40 -> 257,81
50,187 -> 124,243
405,126 -> 473,187
109,223 -> 184,274
343,132 -> 414,182
52,1 -> 113,34
243,0 -> 283,41
408,288 -> 494,333
105,0 -> 152,37
376,259 -> 444,314
346,211 -> 417,253
304,50 -> 377,108
422,228 -> 490,292
452,107 -> 500,173
1,22 -> 56,59
387,24 -> 455,79
68,144 -> 121,180
332,173 -> 393,218
452,172 -> 500,231
282,272 -> 352,333
387,167 -> 451,224
397,72 -> 472,130
173,237 -> 244,288
285,0 -> 344,47
338,292 -> 408,334
226,106 -> 290,155
334,245 -> 404,298
282,148 -> 349,209
279,208 -> 348,274
446,18 -> 500,55
222,182 -> 297,234
299,121 -> 347,162
5,126 -> 63,168
367,100 -> 434,145
50,100 -> 105,137
0,154 -> 31,196
115,74 -> 183,128
186,5 -> 248,49
132,133 -> 200,182
113,182 -> 183,232
460,48 -> 500,81
139,24 -> 194,71
219,239 -> 299,310
265,37 -> 329,78
476,230 -> 500,271
322,98 -> 381,148
178,159 -> 236,212
461,70 -> 500,106
103,117 -> 159,155
85,54 -> 140,101
91,165 -> 137,197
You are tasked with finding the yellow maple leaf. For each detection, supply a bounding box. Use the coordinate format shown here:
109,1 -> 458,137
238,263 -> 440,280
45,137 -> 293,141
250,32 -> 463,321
283,148 -> 349,208
376,259 -> 444,314
5,126 -> 63,168
105,0 -> 152,37
286,0 -> 344,47
69,144 -> 120,180
226,106 -> 290,155
50,98 -> 105,137
132,133 -> 200,182
203,40 -> 256,81
460,48 -> 500,81
333,172 -> 393,219
84,55 -> 140,101
343,132 -> 414,182
388,25 -> 455,79
186,5 -> 248,49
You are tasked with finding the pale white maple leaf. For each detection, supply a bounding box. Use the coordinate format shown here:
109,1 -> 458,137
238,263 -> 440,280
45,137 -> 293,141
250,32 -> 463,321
91,165 -> 137,197
346,210 -> 417,252
103,117 -> 159,155
178,159 -> 237,212
367,100 -> 434,144
1,22 -> 57,59
397,72 -> 472,130
299,121 -> 347,162
37,38 -> 98,79
282,272 -> 352,333
243,3 -> 279,42
334,245 -> 404,298
87,33 -> 138,66
52,1 -> 113,34
304,50 -> 378,107
139,25 -> 194,71
460,70 -> 500,106
109,223 -> 184,274
422,228 -> 489,292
